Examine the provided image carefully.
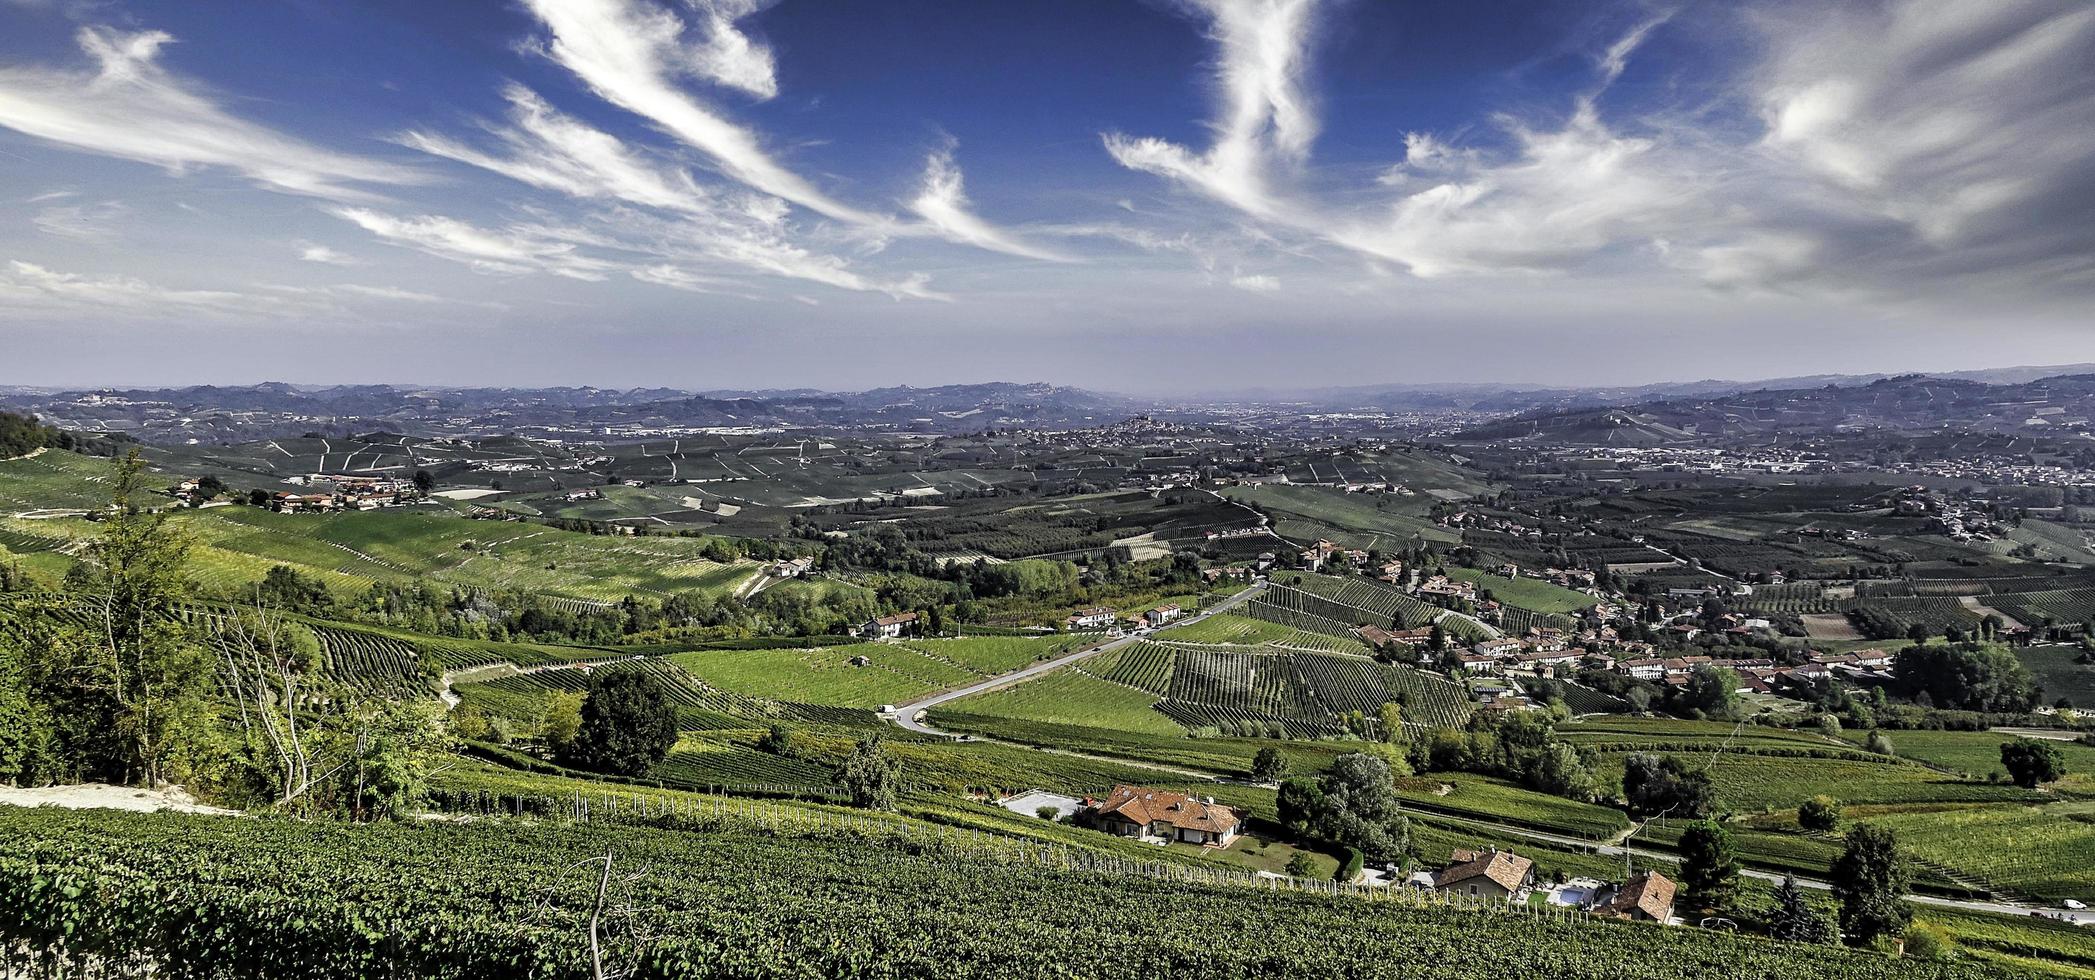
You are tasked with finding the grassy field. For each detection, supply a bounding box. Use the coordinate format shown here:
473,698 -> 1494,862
1589,752 -> 2042,811
668,643 -> 983,709
1157,613 -> 1365,652
1401,773 -> 1631,841
1448,568 -> 1598,613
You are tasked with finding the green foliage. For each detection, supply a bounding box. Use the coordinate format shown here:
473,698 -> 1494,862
1675,665 -> 1742,720
1799,795 -> 1845,832
837,733 -> 901,811
1770,875 -> 1839,945
1622,753 -> 1714,818
1892,643 -> 2038,714
559,670 -> 681,776
338,701 -> 447,821
539,690 -> 583,752
1834,824 -> 1913,945
1902,923 -> 1953,962
1678,820 -> 1741,913
1276,752 -> 1410,860
0,806 -> 2027,980
1998,738 -> 2065,789
1252,745 -> 1289,783
1284,852 -> 1317,877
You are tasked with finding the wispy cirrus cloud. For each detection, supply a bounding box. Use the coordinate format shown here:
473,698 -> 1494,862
1116,0 -> 2095,297
395,84 -> 941,297
0,259 -> 295,316
907,144 -> 1074,263
329,207 -> 617,281
1103,0 -> 1321,220
517,0 -> 878,225
0,27 -> 420,200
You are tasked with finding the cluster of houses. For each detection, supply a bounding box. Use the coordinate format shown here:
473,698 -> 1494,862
1065,604 -> 1183,631
1071,786 -> 1680,923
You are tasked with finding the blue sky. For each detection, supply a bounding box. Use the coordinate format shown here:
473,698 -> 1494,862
0,0 -> 2089,392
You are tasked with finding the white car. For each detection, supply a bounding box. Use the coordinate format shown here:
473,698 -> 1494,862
2065,899 -> 2088,910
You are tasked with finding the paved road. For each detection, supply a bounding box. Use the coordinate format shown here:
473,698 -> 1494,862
887,581 -> 1269,737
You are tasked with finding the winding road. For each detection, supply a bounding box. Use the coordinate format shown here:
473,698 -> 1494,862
886,580 -> 1269,737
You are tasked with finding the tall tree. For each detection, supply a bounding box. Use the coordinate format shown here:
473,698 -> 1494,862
1768,875 -> 1837,944
837,734 -> 901,810
1832,824 -> 1911,944
1678,820 -> 1741,913
559,670 -> 680,776
35,452 -> 215,786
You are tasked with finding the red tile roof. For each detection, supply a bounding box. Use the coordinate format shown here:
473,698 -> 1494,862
1088,784 -> 1239,836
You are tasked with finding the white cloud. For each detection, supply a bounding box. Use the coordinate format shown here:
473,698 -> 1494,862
329,207 -> 616,281
31,197 -> 125,240
1102,0 -> 1322,218
329,283 -> 448,303
0,27 -> 420,200
298,243 -> 357,265
518,0 -> 879,224
398,85 -> 949,297
907,144 -> 1073,262
0,259 -> 297,316
400,84 -> 710,213
1230,273 -> 1280,292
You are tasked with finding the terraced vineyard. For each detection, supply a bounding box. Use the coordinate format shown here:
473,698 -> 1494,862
1849,596 -> 1985,639
1240,597 -> 1365,639
1863,802 -> 2095,902
310,624 -> 433,700
1985,588 -> 2095,629
1280,574 -> 1444,627
1158,612 -> 1366,652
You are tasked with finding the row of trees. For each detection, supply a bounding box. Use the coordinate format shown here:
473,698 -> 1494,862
1677,817 -> 1914,948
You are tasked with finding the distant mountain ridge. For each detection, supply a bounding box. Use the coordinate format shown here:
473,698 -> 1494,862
1453,373 -> 2095,445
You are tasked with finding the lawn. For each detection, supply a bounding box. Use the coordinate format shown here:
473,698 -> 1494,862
1839,728 -> 2095,781
2021,647 -> 2095,709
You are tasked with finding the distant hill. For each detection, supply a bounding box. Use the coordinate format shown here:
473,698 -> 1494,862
1454,374 -> 2095,444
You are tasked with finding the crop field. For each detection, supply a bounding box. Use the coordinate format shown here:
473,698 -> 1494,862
1838,729 -> 2095,780
942,667 -> 1184,735
1158,612 -> 1366,652
650,734 -> 844,790
2011,519 -> 2095,564
1988,589 -> 2095,631
1863,802 -> 2095,902
1848,596 -> 1985,640
1219,483 -> 1458,549
0,449 -> 116,512
1094,643 -> 1176,694
1446,569 -> 1598,614
309,623 -> 434,699
665,642 -> 1054,709
1400,773 -> 1631,840
1240,597 -> 1370,639
895,635 -> 1087,675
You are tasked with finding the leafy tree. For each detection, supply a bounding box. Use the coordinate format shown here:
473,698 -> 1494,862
1832,824 -> 1911,944
1769,874 -> 1837,944
1865,730 -> 1896,756
1276,752 -> 1410,860
1798,795 -> 1844,832
0,640 -> 47,783
339,701 -> 446,821
558,670 -> 680,776
539,691 -> 583,752
757,722 -> 797,757
27,452 -> 215,787
837,734 -> 901,811
412,469 -> 436,495
1678,820 -> 1741,912
1892,643 -> 2038,713
1284,852 -> 1317,878
1621,753 -> 1715,818
257,564 -> 333,615
1250,745 -> 1288,782
1675,665 -> 1742,720
2000,738 -> 2066,788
